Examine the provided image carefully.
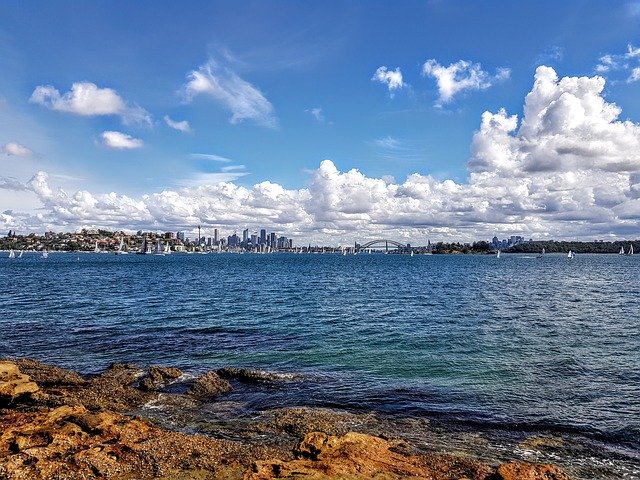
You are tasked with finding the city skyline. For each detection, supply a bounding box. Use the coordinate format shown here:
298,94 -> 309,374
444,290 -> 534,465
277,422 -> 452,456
2,2 -> 640,243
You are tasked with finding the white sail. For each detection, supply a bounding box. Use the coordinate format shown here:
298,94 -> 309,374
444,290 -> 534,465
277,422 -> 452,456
18,250 -> 23,258
163,243 -> 172,255
94,241 -> 100,253
42,250 -> 48,259
619,246 -> 625,255
567,250 -> 575,259
8,249 -> 15,259
541,248 -> 545,255
628,244 -> 634,255
116,237 -> 129,255
496,250 -> 501,258
154,240 -> 164,255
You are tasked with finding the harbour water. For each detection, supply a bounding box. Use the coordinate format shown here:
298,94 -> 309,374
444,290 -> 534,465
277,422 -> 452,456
1,252 -> 639,478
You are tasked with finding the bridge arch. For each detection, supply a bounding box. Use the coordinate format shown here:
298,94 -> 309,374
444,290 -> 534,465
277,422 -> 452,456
358,239 -> 409,251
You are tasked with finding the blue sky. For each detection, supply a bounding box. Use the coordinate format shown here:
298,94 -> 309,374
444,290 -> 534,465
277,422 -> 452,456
2,1 -> 640,242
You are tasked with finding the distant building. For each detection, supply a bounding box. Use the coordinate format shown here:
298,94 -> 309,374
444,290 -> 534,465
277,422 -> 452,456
260,229 -> 266,245
176,231 -> 185,241
214,228 -> 219,244
228,233 -> 239,247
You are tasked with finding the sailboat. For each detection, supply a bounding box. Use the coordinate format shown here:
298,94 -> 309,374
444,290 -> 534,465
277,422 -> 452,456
8,249 -> 15,259
627,244 -> 634,256
410,250 -> 414,257
163,243 -> 172,255
496,250 -> 501,259
42,250 -> 48,259
619,246 -> 625,255
137,236 -> 148,255
18,250 -> 23,259
567,250 -> 575,259
115,237 -> 128,255
94,241 -> 100,253
153,240 -> 165,256
537,247 -> 545,259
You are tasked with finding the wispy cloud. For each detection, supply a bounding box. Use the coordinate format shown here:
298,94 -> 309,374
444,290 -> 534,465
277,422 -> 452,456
190,153 -> 234,163
30,82 -> 152,126
164,115 -> 192,133
182,59 -> 277,128
180,171 -> 249,186
422,59 -> 510,106
306,107 -> 326,123
371,66 -> 405,97
0,176 -> 30,191
372,136 -> 402,150
221,164 -> 246,172
595,44 -> 640,83
100,131 -> 144,150
1,141 -> 33,157
534,46 -> 564,66
369,136 -> 426,161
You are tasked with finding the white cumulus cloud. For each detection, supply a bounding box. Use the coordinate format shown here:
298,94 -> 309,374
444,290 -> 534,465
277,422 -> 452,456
30,82 -> 152,126
422,59 -> 510,106
5,67 -> 640,243
182,59 -> 277,128
164,115 -> 192,133
1,142 -> 33,157
371,66 -> 405,96
100,131 -> 144,150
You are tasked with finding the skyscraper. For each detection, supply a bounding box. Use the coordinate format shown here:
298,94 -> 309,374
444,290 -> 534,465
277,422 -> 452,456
260,229 -> 266,245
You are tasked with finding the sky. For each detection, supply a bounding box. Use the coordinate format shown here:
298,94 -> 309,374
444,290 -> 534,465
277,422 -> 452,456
2,0 -> 640,244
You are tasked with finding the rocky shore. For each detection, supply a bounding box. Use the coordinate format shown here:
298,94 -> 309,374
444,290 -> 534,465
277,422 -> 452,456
0,359 -> 571,479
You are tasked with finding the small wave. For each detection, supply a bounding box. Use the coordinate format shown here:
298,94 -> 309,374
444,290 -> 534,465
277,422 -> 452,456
216,367 -> 304,383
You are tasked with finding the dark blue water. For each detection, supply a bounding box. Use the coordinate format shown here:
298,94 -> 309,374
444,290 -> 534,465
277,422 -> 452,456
1,251 -> 639,476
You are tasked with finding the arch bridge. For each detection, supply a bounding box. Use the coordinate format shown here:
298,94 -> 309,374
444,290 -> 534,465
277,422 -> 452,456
358,239 -> 410,252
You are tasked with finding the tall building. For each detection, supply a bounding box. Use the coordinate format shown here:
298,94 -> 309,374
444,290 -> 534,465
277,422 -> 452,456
250,233 -> 258,246
214,228 -> 219,244
260,229 -> 266,245
242,229 -> 249,246
176,231 -> 185,241
269,232 -> 276,248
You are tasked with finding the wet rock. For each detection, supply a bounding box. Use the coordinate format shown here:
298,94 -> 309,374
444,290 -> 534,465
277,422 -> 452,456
0,362 -> 39,404
497,461 -> 571,480
258,407 -> 374,438
217,367 -> 299,383
188,371 -> 232,398
139,366 -> 183,391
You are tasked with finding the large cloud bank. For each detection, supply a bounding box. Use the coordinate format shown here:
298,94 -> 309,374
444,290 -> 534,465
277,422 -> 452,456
4,67 -> 640,243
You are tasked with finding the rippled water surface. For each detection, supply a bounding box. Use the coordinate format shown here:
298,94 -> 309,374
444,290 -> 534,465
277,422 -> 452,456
1,252 -> 639,477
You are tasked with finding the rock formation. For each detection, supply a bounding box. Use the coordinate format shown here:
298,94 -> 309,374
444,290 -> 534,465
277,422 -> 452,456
0,360 -> 573,480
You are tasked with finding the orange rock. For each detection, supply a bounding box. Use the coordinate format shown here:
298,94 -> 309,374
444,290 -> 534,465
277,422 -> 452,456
497,460 -> 571,480
0,362 -> 39,402
247,431 -> 495,480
